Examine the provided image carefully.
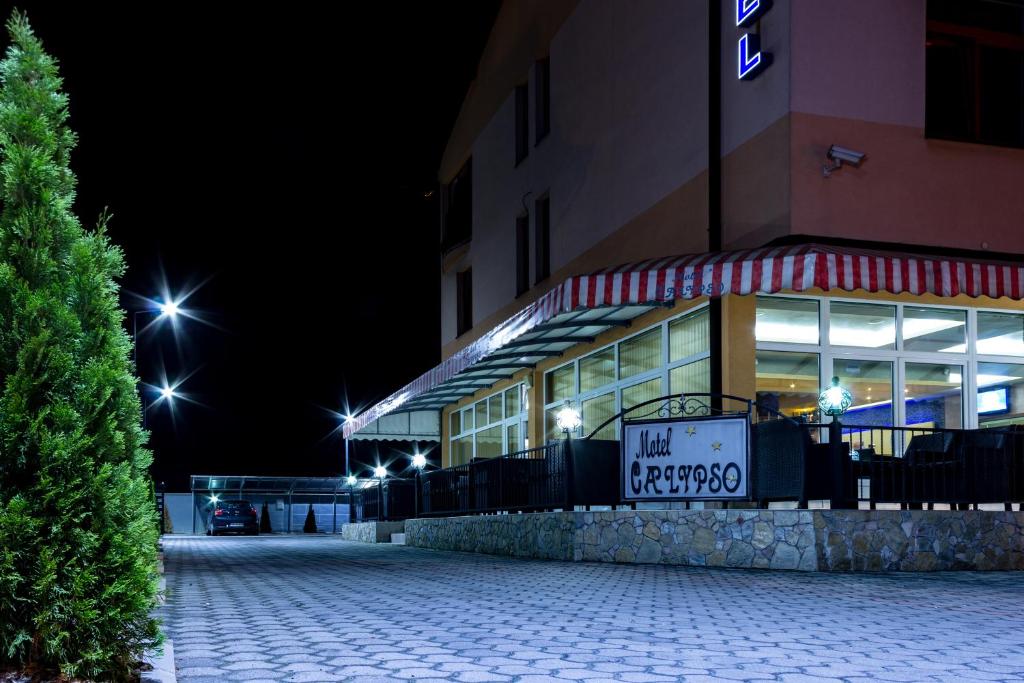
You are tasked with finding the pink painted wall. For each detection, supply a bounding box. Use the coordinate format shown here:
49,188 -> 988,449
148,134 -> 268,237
789,0 -> 1024,255
791,0 -> 925,127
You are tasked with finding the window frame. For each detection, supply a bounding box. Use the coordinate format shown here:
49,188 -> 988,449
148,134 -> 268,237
756,293 -> 1024,429
542,305 -> 711,442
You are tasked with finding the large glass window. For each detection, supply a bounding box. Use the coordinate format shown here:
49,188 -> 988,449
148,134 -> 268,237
488,394 -> 503,424
580,347 -> 615,393
830,302 -> 896,350
449,384 -> 528,463
622,378 -> 662,412
582,393 -> 616,440
755,351 -> 820,421
978,311 -> 1024,356
619,328 -> 661,379
542,307 -> 710,443
475,425 -> 503,459
504,386 -> 521,417
669,309 -> 709,360
670,358 -> 710,395
452,436 -> 473,466
903,306 -> 966,353
755,297 -> 819,344
978,361 -> 1024,427
837,359 -> 894,427
905,362 -> 963,429
546,364 -> 575,403
545,406 -> 562,442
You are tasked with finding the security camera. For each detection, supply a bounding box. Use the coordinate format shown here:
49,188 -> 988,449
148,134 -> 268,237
824,145 -> 866,177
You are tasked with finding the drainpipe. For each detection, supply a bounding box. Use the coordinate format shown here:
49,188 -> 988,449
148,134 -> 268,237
708,0 -> 724,412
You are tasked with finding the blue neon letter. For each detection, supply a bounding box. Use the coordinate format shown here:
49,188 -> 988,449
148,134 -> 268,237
738,33 -> 762,80
736,0 -> 762,27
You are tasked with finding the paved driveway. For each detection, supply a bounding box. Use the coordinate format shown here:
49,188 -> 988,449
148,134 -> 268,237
161,535 -> 1024,683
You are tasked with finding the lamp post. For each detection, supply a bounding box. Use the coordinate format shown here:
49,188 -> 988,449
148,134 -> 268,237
346,474 -> 357,524
818,376 -> 854,509
555,401 -> 582,440
554,402 -> 582,511
132,298 -> 181,366
374,465 -> 387,521
412,453 -> 427,518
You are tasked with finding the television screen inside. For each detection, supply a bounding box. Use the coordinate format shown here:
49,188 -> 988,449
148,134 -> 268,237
977,387 -> 1009,414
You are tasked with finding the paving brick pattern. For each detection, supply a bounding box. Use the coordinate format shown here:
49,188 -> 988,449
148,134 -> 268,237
161,536 -> 1024,683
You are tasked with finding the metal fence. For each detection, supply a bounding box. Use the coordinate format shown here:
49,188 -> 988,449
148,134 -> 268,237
819,423 -> 1024,510
419,442 -> 570,516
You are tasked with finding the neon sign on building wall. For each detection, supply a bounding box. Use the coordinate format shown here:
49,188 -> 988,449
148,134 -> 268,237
736,0 -> 771,80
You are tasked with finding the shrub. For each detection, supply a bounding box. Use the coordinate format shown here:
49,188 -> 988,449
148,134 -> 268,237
0,11 -> 160,680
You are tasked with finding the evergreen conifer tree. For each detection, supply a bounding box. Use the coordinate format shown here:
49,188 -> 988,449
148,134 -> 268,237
0,11 -> 160,679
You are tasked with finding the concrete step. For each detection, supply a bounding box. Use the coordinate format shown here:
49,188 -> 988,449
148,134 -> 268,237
390,532 -> 406,545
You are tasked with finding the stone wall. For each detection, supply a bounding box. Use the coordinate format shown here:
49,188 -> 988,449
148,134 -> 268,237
406,509 -> 1024,571
815,510 -> 1024,571
405,514 -> 576,560
339,521 -> 406,543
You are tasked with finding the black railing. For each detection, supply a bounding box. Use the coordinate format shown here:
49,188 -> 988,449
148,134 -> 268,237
414,393 -> 1024,518
419,442 -> 570,516
358,478 -> 417,521
816,423 -> 1024,510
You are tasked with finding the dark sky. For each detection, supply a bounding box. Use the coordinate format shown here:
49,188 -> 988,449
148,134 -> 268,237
6,2 -> 500,488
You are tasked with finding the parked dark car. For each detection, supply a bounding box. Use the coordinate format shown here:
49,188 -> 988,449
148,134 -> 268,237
207,499 -> 259,536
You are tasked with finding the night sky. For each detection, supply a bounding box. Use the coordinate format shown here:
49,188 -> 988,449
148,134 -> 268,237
6,2 -> 500,489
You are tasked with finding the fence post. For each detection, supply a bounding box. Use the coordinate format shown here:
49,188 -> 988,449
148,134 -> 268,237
829,418 -> 850,509
564,438 -> 576,511
414,470 -> 421,518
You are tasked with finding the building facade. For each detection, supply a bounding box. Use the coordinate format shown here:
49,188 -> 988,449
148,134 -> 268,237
345,0 -> 1024,470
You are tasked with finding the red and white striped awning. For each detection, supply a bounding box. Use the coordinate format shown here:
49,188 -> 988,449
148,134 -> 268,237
344,243 -> 1024,438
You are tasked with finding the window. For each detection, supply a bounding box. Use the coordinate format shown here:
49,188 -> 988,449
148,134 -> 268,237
476,425 -> 503,459
926,0 -> 1024,148
515,214 -> 530,296
669,308 -> 709,360
619,328 -> 661,380
535,57 -> 550,144
830,302 -> 896,350
837,359 -> 894,427
670,358 -> 711,396
448,385 -> 528,463
905,362 -> 963,428
755,297 -> 819,344
515,83 -> 529,165
755,351 -> 820,422
504,386 -> 520,417
903,306 -> 966,352
622,378 -> 662,411
545,363 -> 575,403
542,307 -> 712,443
534,195 -> 550,283
582,392 -> 615,440
441,159 -> 472,254
977,311 -> 1024,355
488,394 -> 503,423
456,268 -> 473,336
978,361 -> 1024,427
580,347 -> 615,393
758,294 -> 1024,429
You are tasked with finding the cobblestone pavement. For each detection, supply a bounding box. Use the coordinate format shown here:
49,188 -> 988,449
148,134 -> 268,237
161,535 -> 1024,683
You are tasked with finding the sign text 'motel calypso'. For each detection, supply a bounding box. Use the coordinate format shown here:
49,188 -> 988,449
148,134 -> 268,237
622,416 -> 749,501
